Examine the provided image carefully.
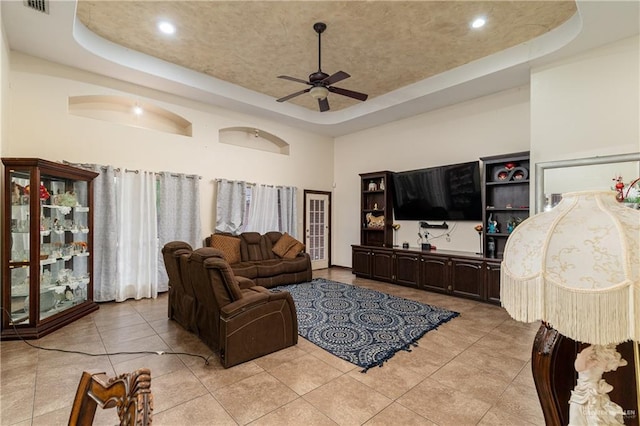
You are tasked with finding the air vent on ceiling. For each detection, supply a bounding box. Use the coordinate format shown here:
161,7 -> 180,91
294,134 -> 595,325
23,0 -> 49,14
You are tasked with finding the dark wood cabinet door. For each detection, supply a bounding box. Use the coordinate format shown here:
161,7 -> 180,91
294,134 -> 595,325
419,255 -> 448,293
394,252 -> 420,288
372,249 -> 394,282
485,261 -> 501,304
352,247 -> 371,277
450,258 -> 484,300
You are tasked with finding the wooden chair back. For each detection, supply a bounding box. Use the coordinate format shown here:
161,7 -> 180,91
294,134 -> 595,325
68,368 -> 152,426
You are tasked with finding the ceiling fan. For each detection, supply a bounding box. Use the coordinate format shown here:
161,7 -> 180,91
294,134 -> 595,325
276,22 -> 368,112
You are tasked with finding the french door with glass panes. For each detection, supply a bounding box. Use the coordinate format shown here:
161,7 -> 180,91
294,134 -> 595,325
304,191 -> 330,269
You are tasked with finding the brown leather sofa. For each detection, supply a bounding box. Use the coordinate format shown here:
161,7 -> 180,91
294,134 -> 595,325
206,231 -> 312,288
187,247 -> 298,367
162,243 -> 298,367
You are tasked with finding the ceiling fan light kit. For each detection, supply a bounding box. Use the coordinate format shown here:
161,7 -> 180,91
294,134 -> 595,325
276,22 -> 368,112
309,86 -> 329,100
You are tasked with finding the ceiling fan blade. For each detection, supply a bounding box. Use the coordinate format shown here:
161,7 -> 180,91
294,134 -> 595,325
318,97 -> 330,112
276,88 -> 311,102
328,86 -> 368,101
277,75 -> 311,85
322,71 -> 350,86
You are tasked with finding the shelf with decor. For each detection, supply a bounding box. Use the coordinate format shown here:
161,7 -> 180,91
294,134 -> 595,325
2,158 -> 99,340
480,151 -> 530,260
359,171 -> 393,247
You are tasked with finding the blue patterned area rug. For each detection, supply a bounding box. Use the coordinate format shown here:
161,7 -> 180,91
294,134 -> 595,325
274,278 -> 460,372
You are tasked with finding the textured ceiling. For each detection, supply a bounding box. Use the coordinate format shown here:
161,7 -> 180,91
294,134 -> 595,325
75,1 -> 576,112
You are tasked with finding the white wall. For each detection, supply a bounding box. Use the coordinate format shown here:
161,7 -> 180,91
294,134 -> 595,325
4,53 -> 335,240
530,35 -> 640,193
531,35 -> 639,163
333,87 -> 531,266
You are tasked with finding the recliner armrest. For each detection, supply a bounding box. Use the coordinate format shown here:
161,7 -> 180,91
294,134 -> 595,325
220,292 -> 270,318
236,276 -> 256,289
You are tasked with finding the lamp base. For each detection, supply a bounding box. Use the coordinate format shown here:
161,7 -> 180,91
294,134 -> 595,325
568,345 -> 627,425
531,323 -> 639,426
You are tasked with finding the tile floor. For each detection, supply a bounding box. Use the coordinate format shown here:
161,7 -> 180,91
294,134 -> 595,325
0,268 -> 544,425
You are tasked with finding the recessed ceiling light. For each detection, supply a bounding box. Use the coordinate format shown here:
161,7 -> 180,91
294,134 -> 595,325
471,17 -> 486,29
158,21 -> 176,35
133,106 -> 143,115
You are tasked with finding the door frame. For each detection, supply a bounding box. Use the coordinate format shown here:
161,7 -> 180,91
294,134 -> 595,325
303,190 -> 331,268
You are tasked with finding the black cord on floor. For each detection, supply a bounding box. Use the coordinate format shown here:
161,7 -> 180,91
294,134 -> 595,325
1,307 -> 213,365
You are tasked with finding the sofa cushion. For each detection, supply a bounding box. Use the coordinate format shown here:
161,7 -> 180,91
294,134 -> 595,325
272,233 -> 305,259
239,232 -> 269,261
278,257 -> 311,274
230,261 -> 258,279
210,234 -> 241,264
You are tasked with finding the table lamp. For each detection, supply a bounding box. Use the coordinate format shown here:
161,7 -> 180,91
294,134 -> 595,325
501,191 -> 639,425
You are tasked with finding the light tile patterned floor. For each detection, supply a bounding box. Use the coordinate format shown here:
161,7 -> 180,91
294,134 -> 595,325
0,268 -> 544,425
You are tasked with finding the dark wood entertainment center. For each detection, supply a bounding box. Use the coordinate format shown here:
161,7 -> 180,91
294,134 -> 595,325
352,246 -> 502,304
352,152 -> 530,305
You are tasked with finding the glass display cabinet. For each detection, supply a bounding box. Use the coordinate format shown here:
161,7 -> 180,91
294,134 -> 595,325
2,158 -> 99,339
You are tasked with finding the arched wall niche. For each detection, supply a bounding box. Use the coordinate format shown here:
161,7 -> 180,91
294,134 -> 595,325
68,95 -> 193,136
219,127 -> 290,155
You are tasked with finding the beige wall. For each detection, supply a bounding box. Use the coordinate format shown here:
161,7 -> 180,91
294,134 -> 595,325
332,87 -> 531,266
0,5 -> 6,156
530,35 -> 640,205
1,12 -> 9,244
4,53 -> 335,240
531,35 -> 639,165
331,35 -> 640,268
3,34 -> 638,269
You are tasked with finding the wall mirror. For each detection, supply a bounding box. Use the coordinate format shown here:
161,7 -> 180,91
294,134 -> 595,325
535,152 -> 640,213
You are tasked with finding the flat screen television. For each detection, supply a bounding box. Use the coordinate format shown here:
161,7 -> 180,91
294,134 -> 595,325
391,161 -> 482,221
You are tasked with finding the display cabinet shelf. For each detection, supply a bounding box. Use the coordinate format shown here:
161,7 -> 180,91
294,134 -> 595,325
2,158 -> 99,340
480,151 -> 530,260
485,180 -> 530,186
359,171 -> 394,247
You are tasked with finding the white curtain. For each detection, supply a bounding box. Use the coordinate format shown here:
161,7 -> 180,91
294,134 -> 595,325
215,179 -> 247,234
244,184 -> 280,234
216,179 -> 298,235
279,186 -> 298,237
157,172 -> 201,291
86,165 -> 118,302
115,170 -> 158,301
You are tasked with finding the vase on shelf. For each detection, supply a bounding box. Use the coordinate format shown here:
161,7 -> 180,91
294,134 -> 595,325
487,238 -> 496,259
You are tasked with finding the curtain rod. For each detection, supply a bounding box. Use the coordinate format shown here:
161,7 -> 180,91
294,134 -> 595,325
63,161 -> 201,179
216,178 -> 256,186
215,179 -> 299,190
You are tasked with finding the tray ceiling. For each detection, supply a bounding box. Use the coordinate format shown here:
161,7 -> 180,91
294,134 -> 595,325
76,1 -> 576,112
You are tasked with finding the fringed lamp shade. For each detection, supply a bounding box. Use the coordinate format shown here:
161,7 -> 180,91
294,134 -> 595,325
501,191 -> 640,346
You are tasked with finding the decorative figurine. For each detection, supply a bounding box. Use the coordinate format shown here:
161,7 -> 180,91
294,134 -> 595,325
568,344 -> 627,426
487,214 -> 499,234
379,179 -> 385,190
368,181 -> 377,191
64,285 -> 74,301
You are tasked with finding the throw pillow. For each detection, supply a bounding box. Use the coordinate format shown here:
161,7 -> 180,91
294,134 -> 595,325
283,241 -> 305,259
210,234 -> 241,264
272,233 -> 305,259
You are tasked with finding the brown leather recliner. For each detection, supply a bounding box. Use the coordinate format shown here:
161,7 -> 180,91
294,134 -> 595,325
161,241 -> 198,333
187,247 -> 298,368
